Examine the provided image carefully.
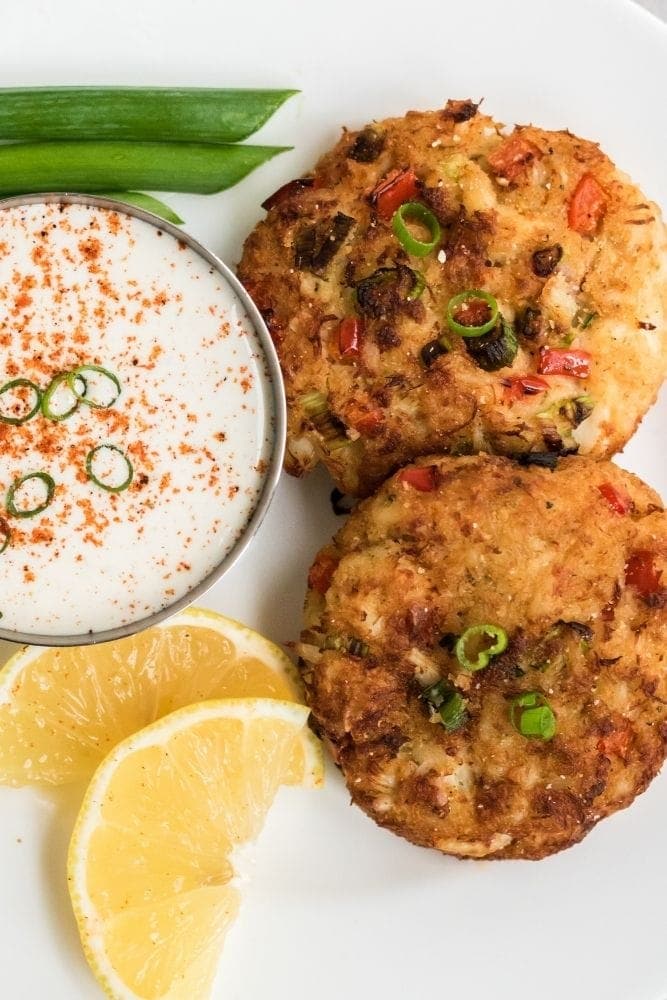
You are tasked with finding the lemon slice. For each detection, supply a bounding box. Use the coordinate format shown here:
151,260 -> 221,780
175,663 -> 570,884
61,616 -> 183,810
68,698 -> 317,1000
0,607 -> 317,787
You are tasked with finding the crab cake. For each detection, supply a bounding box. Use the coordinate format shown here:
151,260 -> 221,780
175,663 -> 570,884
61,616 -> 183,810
239,100 -> 667,496
298,455 -> 667,859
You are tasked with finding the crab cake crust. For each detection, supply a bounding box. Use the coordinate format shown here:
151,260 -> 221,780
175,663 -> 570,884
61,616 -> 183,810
239,101 -> 667,496
299,456 -> 667,859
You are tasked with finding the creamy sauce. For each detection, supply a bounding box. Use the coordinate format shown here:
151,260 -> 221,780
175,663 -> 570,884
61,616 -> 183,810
0,202 -> 275,636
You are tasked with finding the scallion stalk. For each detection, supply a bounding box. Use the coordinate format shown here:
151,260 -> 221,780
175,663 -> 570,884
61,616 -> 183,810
94,192 -> 183,224
0,87 -> 297,143
0,141 -> 289,196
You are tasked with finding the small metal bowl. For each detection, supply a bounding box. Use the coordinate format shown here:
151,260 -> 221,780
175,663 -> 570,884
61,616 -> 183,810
0,192 -> 286,648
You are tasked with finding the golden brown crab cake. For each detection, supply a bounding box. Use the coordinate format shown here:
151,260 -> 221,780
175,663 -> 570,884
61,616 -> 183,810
298,455 -> 667,860
239,100 -> 667,496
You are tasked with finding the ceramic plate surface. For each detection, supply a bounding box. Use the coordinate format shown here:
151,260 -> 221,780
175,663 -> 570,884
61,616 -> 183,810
0,1 -> 665,998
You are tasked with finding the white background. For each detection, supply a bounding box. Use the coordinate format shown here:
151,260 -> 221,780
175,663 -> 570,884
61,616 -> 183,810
0,1 -> 666,998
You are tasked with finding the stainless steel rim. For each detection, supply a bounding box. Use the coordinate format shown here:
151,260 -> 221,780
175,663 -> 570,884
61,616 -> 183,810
0,192 -> 286,648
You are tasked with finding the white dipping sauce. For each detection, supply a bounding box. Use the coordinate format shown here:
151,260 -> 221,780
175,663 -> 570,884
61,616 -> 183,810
0,201 -> 275,636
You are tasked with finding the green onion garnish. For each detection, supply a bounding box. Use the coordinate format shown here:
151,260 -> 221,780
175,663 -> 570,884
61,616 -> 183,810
392,202 -> 441,258
439,692 -> 468,731
509,691 -> 557,740
0,516 -> 10,553
6,471 -> 55,518
300,390 -> 350,450
420,680 -> 468,730
323,634 -> 369,657
41,372 -> 87,421
85,444 -> 133,493
407,270 -> 426,301
455,624 -> 508,672
67,365 -> 121,409
572,308 -> 598,330
0,378 -> 42,425
447,290 -> 499,338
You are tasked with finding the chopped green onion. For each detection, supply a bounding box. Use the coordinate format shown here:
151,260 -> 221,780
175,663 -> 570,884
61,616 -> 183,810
447,290 -> 499,338
300,390 -> 350,449
407,270 -> 426,301
0,141 -> 289,197
323,634 -> 369,657
0,378 -> 41,425
86,444 -> 133,493
421,680 -> 450,709
509,691 -> 557,740
456,624 -> 508,672
392,202 -> 441,257
439,692 -> 468,731
572,308 -> 598,330
420,680 -> 467,730
67,365 -> 120,409
94,192 -> 183,225
6,471 -> 55,518
0,516 -> 10,554
41,372 -> 86,421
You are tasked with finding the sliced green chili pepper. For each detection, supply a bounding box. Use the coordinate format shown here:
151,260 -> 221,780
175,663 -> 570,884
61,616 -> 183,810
6,471 -> 55,517
67,365 -> 121,409
447,290 -> 499,338
455,624 -> 508,672
392,202 -> 441,257
86,444 -> 133,493
509,691 -> 557,740
41,372 -> 86,421
0,378 -> 42,425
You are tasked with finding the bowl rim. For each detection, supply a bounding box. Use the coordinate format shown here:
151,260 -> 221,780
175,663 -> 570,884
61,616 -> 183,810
0,191 -> 286,648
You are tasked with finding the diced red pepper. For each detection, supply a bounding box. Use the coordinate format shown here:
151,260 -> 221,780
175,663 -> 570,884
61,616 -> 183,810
625,550 -> 663,600
354,410 -> 384,435
487,135 -> 542,182
338,316 -> 363,360
345,403 -> 384,436
370,167 -> 419,220
568,173 -> 607,236
308,550 -> 339,595
261,177 -> 314,212
597,725 -> 631,759
397,466 -> 439,492
597,482 -> 634,516
502,375 -> 550,401
538,347 -> 591,379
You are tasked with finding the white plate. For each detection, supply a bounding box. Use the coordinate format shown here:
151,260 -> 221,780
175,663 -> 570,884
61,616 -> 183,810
0,0 -> 666,998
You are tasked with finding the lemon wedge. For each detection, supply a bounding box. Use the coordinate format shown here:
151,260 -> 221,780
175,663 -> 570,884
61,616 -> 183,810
0,607 -> 314,787
68,698 -> 319,1000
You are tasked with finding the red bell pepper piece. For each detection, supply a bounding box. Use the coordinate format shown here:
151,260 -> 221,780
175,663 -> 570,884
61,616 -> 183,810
625,550 -> 663,600
370,167 -> 419,220
538,348 -> 591,379
397,466 -> 439,492
338,317 -> 363,360
597,482 -> 634,515
568,173 -> 607,236
503,375 -> 550,401
487,135 -> 542,182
